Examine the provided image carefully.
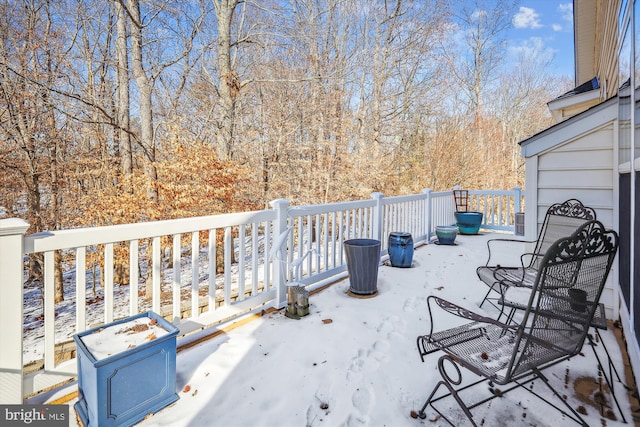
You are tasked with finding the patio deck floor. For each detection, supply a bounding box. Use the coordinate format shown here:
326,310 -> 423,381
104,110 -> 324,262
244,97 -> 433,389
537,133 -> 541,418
46,232 -> 638,426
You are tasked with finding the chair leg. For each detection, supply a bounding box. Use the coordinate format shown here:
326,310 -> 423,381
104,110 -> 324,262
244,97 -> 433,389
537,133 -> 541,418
417,355 -> 477,427
416,356 -> 592,426
588,330 -> 629,423
530,369 -> 590,427
479,282 -> 500,309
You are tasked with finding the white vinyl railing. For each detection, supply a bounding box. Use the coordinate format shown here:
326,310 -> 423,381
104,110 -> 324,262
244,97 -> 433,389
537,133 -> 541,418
0,186 -> 523,402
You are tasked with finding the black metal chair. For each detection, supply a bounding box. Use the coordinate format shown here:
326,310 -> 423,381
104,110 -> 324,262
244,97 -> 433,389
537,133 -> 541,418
415,220 -> 618,426
476,199 -> 596,310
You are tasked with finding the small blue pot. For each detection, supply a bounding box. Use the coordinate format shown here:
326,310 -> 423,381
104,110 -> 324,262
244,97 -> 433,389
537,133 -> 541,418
435,226 -> 458,245
454,212 -> 483,235
388,232 -> 414,267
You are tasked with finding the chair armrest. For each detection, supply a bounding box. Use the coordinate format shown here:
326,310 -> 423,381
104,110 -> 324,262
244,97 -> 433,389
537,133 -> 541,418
485,238 -> 536,267
427,296 -> 512,336
520,251 -> 544,271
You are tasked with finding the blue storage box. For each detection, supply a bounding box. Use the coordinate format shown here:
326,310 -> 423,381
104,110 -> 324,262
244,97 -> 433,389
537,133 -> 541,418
73,311 -> 179,426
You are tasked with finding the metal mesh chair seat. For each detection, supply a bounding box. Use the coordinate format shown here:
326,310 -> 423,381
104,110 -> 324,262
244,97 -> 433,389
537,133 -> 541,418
414,220 -> 618,426
477,199 -> 596,310
419,319 -> 575,384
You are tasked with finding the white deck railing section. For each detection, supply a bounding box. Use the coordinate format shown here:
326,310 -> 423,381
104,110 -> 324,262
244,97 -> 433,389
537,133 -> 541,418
0,187 -> 523,402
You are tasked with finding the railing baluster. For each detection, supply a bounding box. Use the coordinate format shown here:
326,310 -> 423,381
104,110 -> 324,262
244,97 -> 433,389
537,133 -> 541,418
44,251 -> 55,370
264,221 -> 271,291
208,229 -> 216,312
331,211 -> 337,268
76,247 -> 86,333
129,240 -> 139,316
152,236 -> 161,314
173,234 -> 182,323
252,223 -> 259,295
192,231 -> 200,316
238,225 -> 245,301
104,243 -> 114,323
339,211 -> 345,264
306,215 -> 313,277
323,213 -> 329,272
224,227 -> 232,306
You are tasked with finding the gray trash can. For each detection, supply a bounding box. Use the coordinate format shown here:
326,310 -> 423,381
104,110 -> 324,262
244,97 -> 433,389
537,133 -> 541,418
344,239 -> 381,295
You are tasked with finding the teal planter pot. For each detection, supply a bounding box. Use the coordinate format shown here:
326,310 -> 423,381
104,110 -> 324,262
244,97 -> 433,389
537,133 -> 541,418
73,311 -> 179,427
435,226 -> 458,245
454,212 -> 483,235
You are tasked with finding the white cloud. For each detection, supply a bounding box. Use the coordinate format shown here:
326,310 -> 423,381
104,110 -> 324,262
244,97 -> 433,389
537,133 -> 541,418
513,6 -> 542,29
550,3 -> 573,32
509,36 -> 555,64
558,3 -> 573,22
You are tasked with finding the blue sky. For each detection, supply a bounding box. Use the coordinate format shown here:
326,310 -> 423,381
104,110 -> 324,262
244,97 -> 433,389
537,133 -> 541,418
507,1 -> 575,78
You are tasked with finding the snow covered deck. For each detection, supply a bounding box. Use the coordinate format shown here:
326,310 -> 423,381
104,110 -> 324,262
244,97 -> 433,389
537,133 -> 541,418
36,233 -> 636,427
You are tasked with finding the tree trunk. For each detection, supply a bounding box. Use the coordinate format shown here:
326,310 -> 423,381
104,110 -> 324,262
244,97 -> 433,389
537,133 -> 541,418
212,0 -> 240,159
115,0 -> 133,180
127,0 -> 159,203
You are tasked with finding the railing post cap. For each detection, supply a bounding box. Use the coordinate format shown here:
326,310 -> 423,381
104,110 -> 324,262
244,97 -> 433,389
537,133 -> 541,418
0,218 -> 30,236
422,188 -> 432,194
371,192 -> 383,199
269,199 -> 290,209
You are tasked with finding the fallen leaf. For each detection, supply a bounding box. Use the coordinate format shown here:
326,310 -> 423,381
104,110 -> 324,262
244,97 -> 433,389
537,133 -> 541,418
192,389 -> 198,397
150,318 -> 158,326
146,333 -> 156,340
322,319 -> 333,324
183,385 -> 191,393
435,286 -> 444,291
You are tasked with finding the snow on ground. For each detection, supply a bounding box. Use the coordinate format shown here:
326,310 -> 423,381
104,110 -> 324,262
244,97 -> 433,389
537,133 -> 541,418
35,232 -> 636,426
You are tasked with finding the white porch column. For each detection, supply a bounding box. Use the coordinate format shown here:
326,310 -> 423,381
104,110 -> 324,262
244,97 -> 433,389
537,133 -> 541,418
370,192 -> 383,242
513,186 -> 522,214
0,218 -> 29,404
269,199 -> 290,309
422,188 -> 432,243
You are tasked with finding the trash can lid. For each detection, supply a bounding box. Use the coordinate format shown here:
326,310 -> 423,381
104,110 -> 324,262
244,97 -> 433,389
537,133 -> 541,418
344,238 -> 381,246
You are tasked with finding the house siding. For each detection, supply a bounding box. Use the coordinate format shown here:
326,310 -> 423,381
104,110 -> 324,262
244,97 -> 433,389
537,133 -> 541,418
538,125 -> 616,313
535,123 -> 616,228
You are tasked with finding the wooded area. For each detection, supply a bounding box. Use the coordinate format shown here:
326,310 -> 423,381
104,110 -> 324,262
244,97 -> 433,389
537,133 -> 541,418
0,0 -> 569,235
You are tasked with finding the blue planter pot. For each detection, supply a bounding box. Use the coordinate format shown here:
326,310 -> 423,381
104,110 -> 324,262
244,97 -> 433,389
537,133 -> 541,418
388,232 -> 414,267
435,226 -> 458,244
454,212 -> 483,235
344,239 -> 381,295
74,311 -> 179,427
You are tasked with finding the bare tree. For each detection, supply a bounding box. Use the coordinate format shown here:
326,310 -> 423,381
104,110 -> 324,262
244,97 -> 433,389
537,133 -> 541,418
115,0 -> 133,179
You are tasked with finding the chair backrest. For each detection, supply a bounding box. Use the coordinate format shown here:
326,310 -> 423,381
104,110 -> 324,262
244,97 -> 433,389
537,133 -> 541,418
507,220 -> 618,379
530,199 -> 596,269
